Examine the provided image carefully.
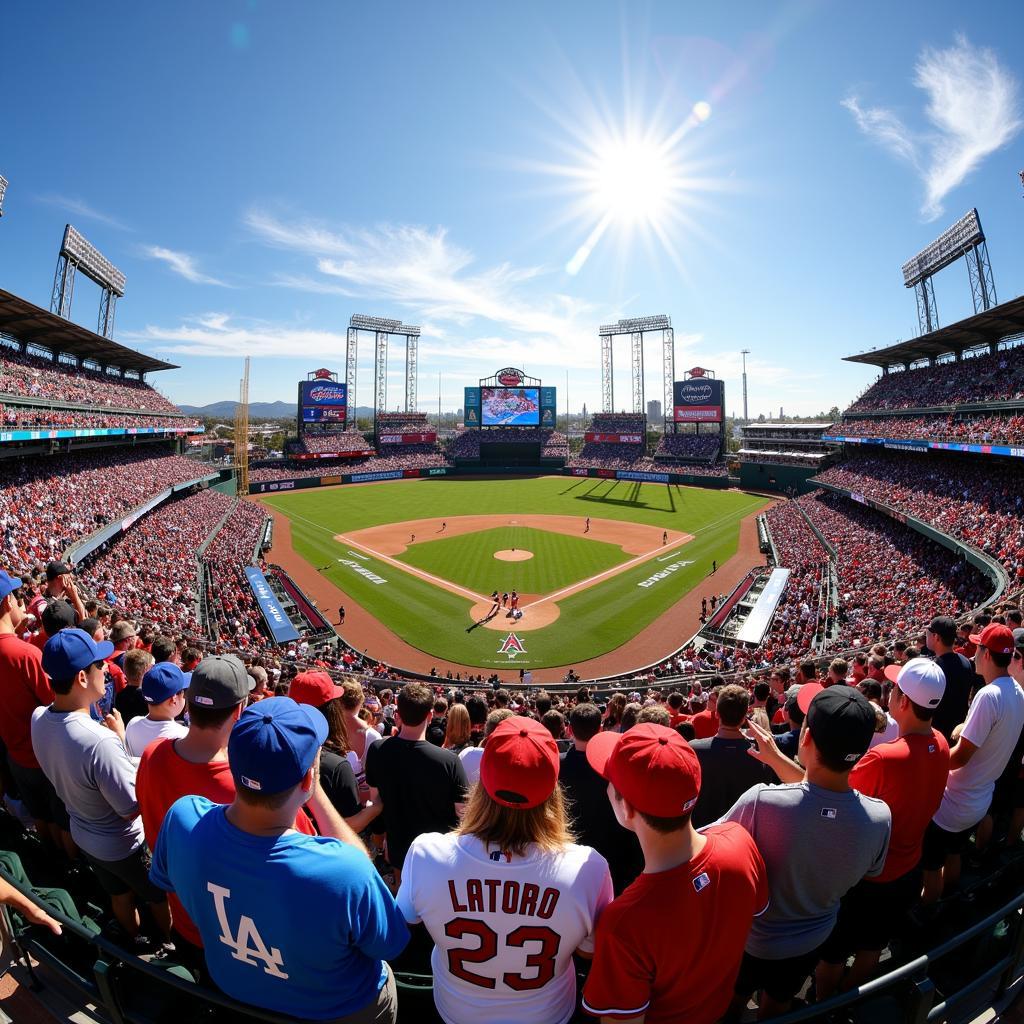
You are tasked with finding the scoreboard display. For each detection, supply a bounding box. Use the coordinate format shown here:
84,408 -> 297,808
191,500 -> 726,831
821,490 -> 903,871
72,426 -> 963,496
673,378 -> 724,423
298,380 -> 347,425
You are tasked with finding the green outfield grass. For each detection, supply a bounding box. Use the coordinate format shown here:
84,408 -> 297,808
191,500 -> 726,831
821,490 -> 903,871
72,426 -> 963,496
395,526 -> 632,596
261,477 -> 768,669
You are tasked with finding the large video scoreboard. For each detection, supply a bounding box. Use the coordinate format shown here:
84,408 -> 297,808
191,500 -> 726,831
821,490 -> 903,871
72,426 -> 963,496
673,374 -> 724,423
464,369 -> 556,428
298,378 -> 348,425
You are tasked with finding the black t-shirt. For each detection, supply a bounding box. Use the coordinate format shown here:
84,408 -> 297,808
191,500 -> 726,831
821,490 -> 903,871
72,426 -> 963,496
933,651 -> 975,742
114,685 -> 149,724
689,735 -> 778,829
364,736 -> 468,870
319,749 -> 360,819
558,746 -> 642,895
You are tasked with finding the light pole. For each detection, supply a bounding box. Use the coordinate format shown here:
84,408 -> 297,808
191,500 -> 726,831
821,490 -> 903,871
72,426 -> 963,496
740,349 -> 750,424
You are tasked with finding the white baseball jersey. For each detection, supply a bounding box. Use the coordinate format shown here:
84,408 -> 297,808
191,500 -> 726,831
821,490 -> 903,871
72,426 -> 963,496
397,831 -> 613,1024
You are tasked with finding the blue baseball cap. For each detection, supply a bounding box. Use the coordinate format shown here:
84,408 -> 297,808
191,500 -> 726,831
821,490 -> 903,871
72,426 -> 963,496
142,662 -> 188,704
42,628 -> 115,681
0,570 -> 21,602
228,696 -> 328,796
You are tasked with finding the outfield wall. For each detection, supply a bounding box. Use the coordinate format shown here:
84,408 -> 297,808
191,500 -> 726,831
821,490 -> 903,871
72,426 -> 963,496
248,464 -> 731,494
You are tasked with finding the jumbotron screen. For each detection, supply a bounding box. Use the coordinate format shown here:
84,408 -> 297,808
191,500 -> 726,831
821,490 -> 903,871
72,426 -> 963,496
481,387 -> 540,426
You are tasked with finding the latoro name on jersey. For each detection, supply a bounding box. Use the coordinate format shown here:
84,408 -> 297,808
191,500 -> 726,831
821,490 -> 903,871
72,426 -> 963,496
448,878 -> 560,919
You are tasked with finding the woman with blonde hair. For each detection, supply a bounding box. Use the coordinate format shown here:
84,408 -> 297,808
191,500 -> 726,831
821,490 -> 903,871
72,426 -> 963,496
397,717 -> 613,1024
443,703 -> 472,754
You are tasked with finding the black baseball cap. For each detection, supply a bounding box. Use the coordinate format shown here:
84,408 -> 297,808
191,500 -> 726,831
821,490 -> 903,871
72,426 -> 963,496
45,561 -> 71,581
188,654 -> 254,709
806,685 -> 876,768
41,599 -> 76,636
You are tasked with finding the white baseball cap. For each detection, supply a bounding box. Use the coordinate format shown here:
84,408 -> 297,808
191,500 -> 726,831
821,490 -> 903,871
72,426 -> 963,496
889,657 -> 946,709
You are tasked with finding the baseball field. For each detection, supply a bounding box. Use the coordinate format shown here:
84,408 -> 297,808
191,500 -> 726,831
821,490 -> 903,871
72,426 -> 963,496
259,476 -> 769,672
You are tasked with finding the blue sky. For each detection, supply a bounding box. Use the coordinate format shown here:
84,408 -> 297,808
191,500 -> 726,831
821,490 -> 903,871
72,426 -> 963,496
2,1 -> 1022,417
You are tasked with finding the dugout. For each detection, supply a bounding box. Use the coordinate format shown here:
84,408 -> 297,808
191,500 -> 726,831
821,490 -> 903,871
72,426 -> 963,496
478,440 -> 541,466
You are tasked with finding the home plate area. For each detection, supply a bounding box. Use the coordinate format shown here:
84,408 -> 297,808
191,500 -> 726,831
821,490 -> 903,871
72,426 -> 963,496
335,514 -> 693,633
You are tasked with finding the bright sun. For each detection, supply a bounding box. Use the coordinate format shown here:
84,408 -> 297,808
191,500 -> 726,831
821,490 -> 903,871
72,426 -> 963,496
589,139 -> 675,226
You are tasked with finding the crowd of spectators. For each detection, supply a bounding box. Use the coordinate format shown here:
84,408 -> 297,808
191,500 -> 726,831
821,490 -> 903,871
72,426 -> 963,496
586,412 -> 647,432
847,347 -> 1024,412
6,598 -> 1024,1024
76,488 -> 235,636
446,427 -> 567,460
1,404 -> 200,432
376,413 -> 432,435
0,447 -> 217,568
655,432 -> 722,462
296,431 -> 374,455
0,347 -> 182,413
799,489 -> 989,650
815,453 -> 1024,583
829,412 -> 1024,445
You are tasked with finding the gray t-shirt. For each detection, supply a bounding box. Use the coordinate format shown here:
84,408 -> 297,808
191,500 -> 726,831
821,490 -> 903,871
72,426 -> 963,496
31,707 -> 144,861
720,781 -> 891,959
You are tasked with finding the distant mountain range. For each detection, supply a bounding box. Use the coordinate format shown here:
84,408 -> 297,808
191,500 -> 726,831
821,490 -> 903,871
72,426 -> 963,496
177,400 -> 378,420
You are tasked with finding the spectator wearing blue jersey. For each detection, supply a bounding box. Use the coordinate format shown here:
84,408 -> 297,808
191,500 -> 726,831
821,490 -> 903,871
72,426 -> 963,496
150,697 -> 409,1022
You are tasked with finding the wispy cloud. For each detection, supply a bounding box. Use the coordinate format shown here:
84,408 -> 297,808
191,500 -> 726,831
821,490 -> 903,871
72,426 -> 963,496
247,209 -> 596,352
34,194 -> 130,231
843,34 -> 1020,220
124,312 -> 345,360
142,245 -> 229,287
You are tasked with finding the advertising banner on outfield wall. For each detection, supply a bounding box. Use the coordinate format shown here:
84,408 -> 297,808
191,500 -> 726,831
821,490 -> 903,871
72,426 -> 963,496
244,566 -> 301,644
673,378 -> 724,423
350,470 -> 404,483
617,470 -> 671,484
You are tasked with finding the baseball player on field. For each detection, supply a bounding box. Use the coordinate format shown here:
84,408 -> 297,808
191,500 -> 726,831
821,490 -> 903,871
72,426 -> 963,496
397,716 -> 613,1024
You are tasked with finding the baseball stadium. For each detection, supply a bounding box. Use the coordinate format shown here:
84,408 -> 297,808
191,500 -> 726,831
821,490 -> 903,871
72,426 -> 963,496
4,6 -> 1024,1024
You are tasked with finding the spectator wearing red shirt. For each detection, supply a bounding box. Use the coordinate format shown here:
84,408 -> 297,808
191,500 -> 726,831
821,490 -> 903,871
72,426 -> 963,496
690,687 -> 721,740
582,724 -> 768,1024
0,571 -> 71,855
817,659 -> 950,995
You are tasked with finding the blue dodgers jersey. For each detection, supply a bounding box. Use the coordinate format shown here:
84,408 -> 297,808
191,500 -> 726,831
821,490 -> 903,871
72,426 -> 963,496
151,796 -> 409,1020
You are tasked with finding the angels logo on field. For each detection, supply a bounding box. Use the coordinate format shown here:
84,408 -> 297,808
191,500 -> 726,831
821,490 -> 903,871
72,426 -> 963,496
497,633 -> 528,660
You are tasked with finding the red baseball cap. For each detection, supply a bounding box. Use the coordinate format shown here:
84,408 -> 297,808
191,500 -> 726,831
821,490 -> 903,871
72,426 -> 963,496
586,723 -> 701,818
288,671 -> 338,708
796,682 -> 824,714
970,623 -> 1015,656
481,716 -> 560,810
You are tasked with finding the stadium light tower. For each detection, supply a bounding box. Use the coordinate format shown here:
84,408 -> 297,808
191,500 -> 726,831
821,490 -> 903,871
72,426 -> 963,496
740,349 -> 751,423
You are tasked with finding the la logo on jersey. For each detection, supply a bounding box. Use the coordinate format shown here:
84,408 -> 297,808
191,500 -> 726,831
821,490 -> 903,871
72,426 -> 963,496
498,633 -> 527,660
208,883 -> 288,979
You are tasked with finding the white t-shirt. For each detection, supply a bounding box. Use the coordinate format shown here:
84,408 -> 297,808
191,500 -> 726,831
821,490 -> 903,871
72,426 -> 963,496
397,832 -> 612,1024
124,716 -> 188,760
346,726 -> 382,784
934,675 -> 1024,832
869,712 -> 900,749
458,746 -> 484,786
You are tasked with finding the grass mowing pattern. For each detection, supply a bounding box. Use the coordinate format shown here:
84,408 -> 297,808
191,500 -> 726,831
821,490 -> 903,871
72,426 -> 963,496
263,477 -> 768,668
396,527 -> 632,596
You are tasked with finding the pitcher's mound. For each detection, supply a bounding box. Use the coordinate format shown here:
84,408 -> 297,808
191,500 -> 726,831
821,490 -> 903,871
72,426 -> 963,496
494,549 -> 533,561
